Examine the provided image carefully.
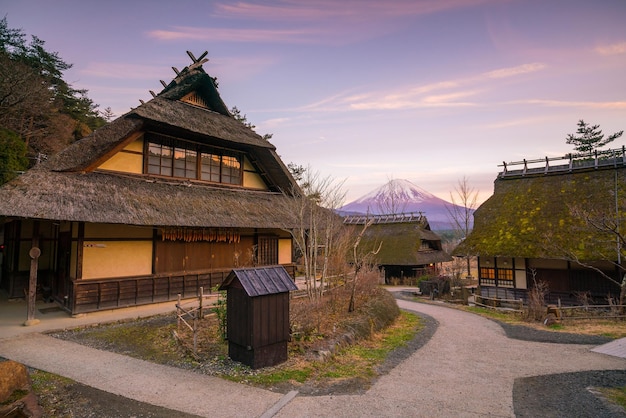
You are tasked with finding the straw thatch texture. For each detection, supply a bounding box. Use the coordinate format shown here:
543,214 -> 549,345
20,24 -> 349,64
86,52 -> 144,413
455,166 -> 626,261
131,98 -> 271,150
52,118 -> 144,171
159,67 -> 231,116
0,167 -> 297,228
359,222 -> 451,266
0,56 -> 302,228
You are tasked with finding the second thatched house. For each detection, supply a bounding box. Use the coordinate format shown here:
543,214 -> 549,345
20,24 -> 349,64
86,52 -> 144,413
345,213 -> 452,283
455,148 -> 626,304
0,52 -> 301,315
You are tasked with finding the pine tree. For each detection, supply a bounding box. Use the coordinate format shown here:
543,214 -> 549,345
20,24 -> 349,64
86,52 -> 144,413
566,119 -> 623,154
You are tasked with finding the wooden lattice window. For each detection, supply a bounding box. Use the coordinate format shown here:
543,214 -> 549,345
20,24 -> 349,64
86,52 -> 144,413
181,92 -> 209,108
146,135 -> 242,185
147,143 -> 173,176
497,268 -> 513,281
173,148 -> 197,179
257,236 -> 278,265
221,155 -> 241,185
200,153 -> 241,184
480,267 -> 495,279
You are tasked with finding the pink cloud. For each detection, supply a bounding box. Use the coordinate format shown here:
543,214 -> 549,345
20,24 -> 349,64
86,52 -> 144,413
148,26 -> 318,43
148,0 -> 505,46
596,41 -> 626,56
213,0 -> 501,21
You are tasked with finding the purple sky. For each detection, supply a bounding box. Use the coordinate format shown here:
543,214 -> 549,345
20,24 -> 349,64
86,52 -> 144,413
4,0 -> 626,204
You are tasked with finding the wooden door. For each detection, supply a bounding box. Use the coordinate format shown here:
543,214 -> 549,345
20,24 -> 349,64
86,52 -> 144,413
54,231 -> 71,301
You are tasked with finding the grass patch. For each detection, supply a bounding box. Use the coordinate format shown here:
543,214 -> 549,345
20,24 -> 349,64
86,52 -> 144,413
597,386 -> 626,410
53,315 -> 195,365
29,369 -> 77,417
244,311 -> 421,388
51,283 -> 421,394
463,306 -> 523,323
436,301 -> 626,338
30,369 -> 74,392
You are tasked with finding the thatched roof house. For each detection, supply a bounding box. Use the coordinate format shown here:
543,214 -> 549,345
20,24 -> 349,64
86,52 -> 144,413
455,149 -> 626,302
0,52 -> 300,315
346,213 -> 451,283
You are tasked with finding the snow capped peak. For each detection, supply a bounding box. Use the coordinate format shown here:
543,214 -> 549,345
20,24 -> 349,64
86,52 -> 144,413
338,178 -> 467,230
354,179 -> 436,205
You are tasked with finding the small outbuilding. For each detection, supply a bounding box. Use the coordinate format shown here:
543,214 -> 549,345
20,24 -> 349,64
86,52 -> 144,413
219,265 -> 297,369
344,213 -> 452,283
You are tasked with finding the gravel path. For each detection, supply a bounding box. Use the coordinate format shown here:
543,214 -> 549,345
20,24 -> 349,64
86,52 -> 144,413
273,297 -> 626,417
1,293 -> 624,417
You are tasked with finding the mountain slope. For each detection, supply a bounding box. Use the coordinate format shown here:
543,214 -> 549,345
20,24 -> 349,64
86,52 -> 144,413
338,179 -> 470,231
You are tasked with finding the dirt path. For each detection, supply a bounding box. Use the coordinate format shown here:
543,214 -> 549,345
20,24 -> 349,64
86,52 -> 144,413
274,299 -> 626,417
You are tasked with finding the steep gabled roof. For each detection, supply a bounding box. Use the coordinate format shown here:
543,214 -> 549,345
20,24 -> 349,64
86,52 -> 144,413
219,266 -> 297,296
0,52 -> 300,226
455,163 -> 626,261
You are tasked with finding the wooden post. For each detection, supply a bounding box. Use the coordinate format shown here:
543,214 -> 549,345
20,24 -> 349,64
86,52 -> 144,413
193,315 -> 198,355
177,293 -> 181,332
199,287 -> 203,319
24,246 -> 41,326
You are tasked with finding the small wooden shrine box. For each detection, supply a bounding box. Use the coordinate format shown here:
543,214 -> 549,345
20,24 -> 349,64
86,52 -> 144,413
219,266 -> 297,368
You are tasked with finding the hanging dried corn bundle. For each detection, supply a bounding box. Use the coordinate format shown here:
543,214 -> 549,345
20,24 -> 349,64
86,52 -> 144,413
161,227 -> 240,243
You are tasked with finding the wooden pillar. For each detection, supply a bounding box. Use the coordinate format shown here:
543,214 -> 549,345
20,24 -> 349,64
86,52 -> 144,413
24,245 -> 41,326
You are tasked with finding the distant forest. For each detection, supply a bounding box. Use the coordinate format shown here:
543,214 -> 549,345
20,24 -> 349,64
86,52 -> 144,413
0,17 -> 109,184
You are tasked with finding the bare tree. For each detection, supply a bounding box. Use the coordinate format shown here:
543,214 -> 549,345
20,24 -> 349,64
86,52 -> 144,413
447,176 -> 478,277
281,166 -> 347,299
348,218 -> 382,312
565,203 -> 626,309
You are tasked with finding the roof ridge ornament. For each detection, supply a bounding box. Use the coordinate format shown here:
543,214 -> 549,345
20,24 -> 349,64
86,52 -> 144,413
187,52 -> 209,72
169,51 -> 209,83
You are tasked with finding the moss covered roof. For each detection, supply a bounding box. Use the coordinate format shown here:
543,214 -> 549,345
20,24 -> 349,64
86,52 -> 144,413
358,222 -> 451,266
455,166 -> 626,261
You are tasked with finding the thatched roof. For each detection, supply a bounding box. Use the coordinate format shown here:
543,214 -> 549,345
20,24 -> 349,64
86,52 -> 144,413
0,55 -> 300,227
454,165 -> 626,261
158,65 -> 231,116
359,222 -> 452,266
130,98 -> 272,150
52,117 -> 145,171
0,168 -> 296,228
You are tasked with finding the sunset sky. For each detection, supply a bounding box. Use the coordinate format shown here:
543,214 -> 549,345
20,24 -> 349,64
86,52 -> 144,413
3,0 -> 626,204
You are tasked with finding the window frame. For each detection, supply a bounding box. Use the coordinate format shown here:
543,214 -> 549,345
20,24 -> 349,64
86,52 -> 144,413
144,133 -> 243,186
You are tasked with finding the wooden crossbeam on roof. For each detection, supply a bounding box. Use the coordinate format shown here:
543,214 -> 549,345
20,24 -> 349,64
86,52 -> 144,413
343,212 -> 426,225
498,146 -> 626,179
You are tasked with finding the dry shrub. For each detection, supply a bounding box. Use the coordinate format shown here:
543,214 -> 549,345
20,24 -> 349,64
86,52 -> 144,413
525,280 -> 549,322
575,291 -> 593,307
341,288 -> 400,341
290,269 -> 400,355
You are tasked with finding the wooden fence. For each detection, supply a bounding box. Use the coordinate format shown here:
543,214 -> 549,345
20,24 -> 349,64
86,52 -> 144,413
551,304 -> 626,321
72,270 -> 229,314
473,295 -> 626,320
473,295 -> 524,312
174,287 -> 218,355
71,265 -> 296,314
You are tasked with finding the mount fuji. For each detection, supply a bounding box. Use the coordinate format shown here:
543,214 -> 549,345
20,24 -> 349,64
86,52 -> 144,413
338,179 -> 469,231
